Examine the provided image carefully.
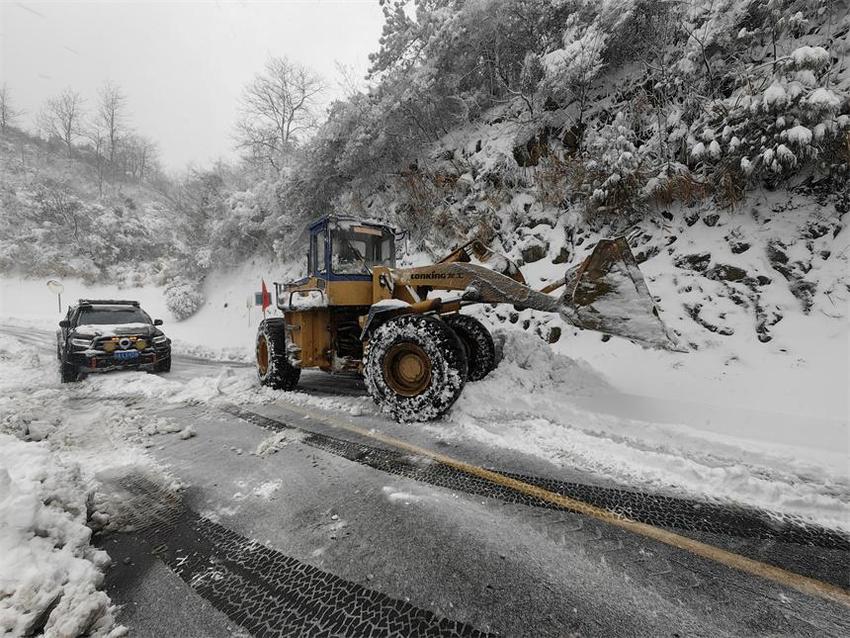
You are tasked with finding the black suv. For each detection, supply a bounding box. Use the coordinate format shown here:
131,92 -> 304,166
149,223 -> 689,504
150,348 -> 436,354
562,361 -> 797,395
57,299 -> 172,382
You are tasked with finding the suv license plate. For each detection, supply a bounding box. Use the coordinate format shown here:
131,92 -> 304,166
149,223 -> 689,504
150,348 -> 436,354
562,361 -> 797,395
114,350 -> 140,361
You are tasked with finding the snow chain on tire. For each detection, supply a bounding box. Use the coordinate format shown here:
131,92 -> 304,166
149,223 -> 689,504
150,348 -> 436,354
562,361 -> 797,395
364,314 -> 468,422
257,317 -> 301,390
443,314 -> 496,381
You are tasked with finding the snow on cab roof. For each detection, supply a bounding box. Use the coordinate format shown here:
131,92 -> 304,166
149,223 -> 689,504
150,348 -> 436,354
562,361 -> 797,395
308,214 -> 396,232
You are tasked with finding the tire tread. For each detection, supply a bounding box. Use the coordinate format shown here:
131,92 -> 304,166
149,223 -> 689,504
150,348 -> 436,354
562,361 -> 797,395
257,317 -> 301,390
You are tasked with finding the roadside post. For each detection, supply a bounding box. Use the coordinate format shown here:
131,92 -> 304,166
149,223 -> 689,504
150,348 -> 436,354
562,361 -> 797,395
46,279 -> 64,313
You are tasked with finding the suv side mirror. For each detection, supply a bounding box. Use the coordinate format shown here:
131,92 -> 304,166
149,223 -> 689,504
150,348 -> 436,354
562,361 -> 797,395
59,320 -> 70,328
153,319 -> 163,326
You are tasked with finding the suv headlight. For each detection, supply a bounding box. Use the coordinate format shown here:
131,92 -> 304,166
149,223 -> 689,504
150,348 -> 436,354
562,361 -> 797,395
152,335 -> 168,344
70,338 -> 92,348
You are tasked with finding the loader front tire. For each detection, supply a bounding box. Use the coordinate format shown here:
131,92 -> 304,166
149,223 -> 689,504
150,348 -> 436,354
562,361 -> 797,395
443,314 -> 496,381
365,314 -> 467,422
257,318 -> 300,391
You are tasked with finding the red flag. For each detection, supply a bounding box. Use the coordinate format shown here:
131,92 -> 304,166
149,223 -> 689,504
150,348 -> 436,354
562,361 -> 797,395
261,279 -> 271,312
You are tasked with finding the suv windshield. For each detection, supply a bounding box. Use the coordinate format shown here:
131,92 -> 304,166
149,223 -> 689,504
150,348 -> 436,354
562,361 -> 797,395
331,224 -> 395,275
78,307 -> 151,325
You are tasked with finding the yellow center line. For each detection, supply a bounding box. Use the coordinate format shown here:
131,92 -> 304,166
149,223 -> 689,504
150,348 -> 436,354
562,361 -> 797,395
276,400 -> 850,609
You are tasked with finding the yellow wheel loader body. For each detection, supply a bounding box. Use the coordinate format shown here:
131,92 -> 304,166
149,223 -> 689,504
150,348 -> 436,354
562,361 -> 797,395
257,215 -> 678,421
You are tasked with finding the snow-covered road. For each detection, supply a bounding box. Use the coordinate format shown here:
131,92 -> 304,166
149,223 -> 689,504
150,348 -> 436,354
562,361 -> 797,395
1,325 -> 848,636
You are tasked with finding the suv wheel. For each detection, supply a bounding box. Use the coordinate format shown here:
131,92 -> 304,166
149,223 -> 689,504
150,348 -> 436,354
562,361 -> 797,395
60,359 -> 79,383
154,356 -> 172,373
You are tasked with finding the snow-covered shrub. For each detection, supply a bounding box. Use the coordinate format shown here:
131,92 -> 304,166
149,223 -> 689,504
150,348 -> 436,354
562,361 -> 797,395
534,155 -> 571,207
164,278 -> 205,321
208,188 -> 271,266
643,163 -> 709,207
686,43 -> 849,189
393,166 -> 455,243
580,114 -> 649,218
519,52 -> 545,114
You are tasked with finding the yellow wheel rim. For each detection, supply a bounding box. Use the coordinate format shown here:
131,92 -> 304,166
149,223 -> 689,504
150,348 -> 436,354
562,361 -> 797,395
257,336 -> 270,375
383,343 -> 432,397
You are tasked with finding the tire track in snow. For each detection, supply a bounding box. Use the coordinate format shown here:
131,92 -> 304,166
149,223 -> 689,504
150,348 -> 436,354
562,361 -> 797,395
101,474 -> 489,638
222,405 -> 850,591
223,406 -> 848,547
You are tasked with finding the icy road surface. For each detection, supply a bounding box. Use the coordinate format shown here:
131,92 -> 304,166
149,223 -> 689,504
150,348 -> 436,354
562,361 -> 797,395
1,326 -> 848,637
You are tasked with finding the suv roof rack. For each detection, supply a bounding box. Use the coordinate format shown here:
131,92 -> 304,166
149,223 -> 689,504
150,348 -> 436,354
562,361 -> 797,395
77,299 -> 140,307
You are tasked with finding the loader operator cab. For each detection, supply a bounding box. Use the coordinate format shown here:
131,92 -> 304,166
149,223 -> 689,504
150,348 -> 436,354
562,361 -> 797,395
309,216 -> 396,280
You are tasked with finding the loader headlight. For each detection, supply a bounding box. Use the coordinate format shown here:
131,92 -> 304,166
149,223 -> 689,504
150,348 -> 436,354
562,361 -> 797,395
70,338 -> 92,348
152,335 -> 167,344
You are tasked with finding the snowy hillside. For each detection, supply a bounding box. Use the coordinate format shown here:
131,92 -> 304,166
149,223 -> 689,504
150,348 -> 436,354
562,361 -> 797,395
0,127 -> 179,284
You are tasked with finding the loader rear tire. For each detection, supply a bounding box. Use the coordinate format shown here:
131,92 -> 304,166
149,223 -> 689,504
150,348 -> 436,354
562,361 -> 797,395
257,318 -> 300,391
365,314 -> 467,422
443,314 -> 496,381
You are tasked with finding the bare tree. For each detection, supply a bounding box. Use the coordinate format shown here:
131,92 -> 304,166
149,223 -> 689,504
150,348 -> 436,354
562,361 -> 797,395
135,136 -> 158,183
98,81 -> 127,178
235,57 -> 324,171
39,88 -> 85,157
118,134 -> 159,183
334,60 -> 366,99
82,125 -> 107,196
0,84 -> 23,132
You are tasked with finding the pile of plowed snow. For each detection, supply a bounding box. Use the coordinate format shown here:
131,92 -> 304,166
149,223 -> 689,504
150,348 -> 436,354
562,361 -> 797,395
449,328 -> 613,425
0,434 -> 124,637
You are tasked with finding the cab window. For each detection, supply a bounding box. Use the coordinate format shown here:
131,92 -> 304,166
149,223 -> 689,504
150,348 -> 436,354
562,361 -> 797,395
331,224 -> 395,275
311,230 -> 327,275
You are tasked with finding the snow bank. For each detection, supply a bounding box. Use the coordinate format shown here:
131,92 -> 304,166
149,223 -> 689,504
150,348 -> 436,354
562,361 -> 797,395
445,330 -> 849,531
0,332 -> 195,637
0,435 -> 123,637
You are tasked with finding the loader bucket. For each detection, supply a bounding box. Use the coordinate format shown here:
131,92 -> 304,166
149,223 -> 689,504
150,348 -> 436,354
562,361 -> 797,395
560,238 -> 681,350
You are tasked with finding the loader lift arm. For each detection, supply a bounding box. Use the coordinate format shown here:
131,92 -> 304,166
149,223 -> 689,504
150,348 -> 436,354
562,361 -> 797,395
389,237 -> 678,351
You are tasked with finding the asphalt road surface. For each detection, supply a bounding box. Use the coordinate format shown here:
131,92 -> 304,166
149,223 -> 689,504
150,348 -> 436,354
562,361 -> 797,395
5,326 -> 850,637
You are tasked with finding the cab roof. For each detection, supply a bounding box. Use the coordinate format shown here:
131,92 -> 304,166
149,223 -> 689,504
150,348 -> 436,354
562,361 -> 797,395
307,215 -> 395,233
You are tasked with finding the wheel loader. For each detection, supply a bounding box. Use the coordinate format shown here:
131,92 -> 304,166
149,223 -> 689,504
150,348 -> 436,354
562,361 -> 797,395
256,215 -> 677,422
